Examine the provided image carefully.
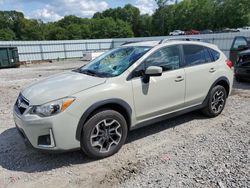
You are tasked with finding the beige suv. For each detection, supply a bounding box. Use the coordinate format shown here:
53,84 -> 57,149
13,39 -> 234,159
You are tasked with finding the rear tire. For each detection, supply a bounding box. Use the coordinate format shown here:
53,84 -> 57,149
202,85 -> 227,118
80,109 -> 128,159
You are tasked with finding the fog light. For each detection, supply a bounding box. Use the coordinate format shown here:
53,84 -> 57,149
38,135 -> 51,145
37,129 -> 55,148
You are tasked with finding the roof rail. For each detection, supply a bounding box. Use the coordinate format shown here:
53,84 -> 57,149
121,41 -> 141,46
159,37 -> 207,44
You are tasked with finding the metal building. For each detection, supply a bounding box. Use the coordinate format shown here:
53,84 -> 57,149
0,31 -> 249,61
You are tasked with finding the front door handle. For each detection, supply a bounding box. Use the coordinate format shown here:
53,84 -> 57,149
175,76 -> 184,82
209,68 -> 216,73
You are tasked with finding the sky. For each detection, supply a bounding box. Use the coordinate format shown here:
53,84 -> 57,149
0,0 -> 158,22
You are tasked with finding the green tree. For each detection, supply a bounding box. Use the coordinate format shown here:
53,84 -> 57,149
20,19 -> 45,40
1,1 -> 250,41
0,11 -> 25,39
90,18 -> 133,39
44,24 -> 68,40
66,24 -> 83,39
0,28 -> 16,40
57,15 -> 83,28
93,4 -> 140,36
137,14 -> 153,37
214,0 -> 250,29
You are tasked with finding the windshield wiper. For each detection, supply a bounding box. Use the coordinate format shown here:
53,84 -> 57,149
79,69 -> 99,77
74,68 -> 114,78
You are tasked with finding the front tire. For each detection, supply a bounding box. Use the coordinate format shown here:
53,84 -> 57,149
202,85 -> 227,117
80,109 -> 128,159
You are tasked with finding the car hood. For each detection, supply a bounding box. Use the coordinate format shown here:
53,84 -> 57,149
21,71 -> 107,105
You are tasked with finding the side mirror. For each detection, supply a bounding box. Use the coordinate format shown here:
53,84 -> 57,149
145,66 -> 163,77
142,66 -> 163,83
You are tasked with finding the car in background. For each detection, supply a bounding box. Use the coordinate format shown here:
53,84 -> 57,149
242,26 -> 250,30
234,49 -> 250,82
214,28 -> 239,33
236,27 -> 250,32
229,36 -> 250,64
223,28 -> 239,33
169,30 -> 185,36
200,30 -> 213,34
185,30 -> 200,35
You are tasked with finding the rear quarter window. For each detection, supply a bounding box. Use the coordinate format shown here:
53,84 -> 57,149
209,49 -> 220,61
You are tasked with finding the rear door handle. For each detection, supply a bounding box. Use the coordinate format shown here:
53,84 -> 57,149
209,68 -> 216,73
175,76 -> 184,82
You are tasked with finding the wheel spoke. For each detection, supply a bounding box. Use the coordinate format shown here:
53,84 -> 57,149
211,89 -> 225,113
90,124 -> 100,139
90,118 -> 122,153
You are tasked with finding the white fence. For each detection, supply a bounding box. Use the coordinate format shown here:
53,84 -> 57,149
0,31 -> 250,61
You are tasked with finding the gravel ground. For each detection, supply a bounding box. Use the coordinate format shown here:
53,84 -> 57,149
0,60 -> 249,188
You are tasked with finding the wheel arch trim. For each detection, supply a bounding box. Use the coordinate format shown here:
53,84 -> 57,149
202,76 -> 230,106
75,98 -> 132,141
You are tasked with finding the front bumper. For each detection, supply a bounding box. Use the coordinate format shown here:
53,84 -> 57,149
13,108 -> 81,151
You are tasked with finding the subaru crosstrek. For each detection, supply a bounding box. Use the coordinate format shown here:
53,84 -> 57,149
13,39 -> 234,159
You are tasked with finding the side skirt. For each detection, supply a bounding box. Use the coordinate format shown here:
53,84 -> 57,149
130,103 -> 206,131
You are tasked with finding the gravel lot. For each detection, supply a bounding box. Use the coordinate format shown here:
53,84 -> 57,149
0,60 -> 249,188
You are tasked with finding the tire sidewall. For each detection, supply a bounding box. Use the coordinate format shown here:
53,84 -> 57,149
81,110 -> 128,159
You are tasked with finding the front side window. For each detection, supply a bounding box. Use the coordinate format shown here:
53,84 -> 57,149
144,45 -> 181,71
78,46 -> 151,77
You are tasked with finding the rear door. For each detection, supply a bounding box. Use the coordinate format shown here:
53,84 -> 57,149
183,44 -> 219,107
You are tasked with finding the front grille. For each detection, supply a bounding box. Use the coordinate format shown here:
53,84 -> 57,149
15,94 -> 29,115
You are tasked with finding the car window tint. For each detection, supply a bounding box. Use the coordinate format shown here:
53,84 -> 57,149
183,45 -> 206,66
204,48 -> 213,63
209,49 -> 220,61
233,37 -> 248,49
145,45 -> 180,71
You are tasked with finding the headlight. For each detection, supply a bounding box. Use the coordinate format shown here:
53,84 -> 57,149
30,97 -> 75,117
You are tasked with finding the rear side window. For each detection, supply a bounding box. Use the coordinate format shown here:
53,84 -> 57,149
183,45 -> 207,66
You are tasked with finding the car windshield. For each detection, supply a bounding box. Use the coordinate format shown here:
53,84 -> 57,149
77,46 -> 151,77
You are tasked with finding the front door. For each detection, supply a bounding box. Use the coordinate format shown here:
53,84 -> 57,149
230,36 -> 249,64
131,45 -> 185,122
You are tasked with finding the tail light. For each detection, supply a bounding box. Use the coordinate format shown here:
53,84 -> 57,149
226,60 -> 233,69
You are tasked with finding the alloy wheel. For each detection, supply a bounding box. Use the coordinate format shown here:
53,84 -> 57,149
211,90 -> 225,114
90,119 -> 122,153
